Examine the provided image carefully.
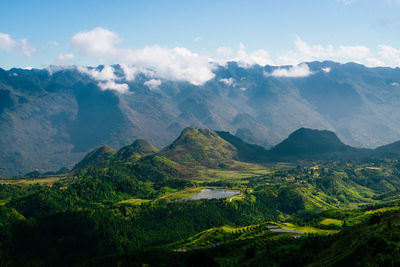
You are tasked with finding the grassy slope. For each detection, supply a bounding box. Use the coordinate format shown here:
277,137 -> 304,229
160,127 -> 238,167
170,222 -> 337,251
311,213 -> 400,266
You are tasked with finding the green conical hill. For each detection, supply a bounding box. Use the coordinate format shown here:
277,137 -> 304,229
73,145 -> 115,171
270,128 -> 349,156
160,126 -> 237,167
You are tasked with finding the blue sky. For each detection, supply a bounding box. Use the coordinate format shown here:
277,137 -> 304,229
1,0 -> 400,70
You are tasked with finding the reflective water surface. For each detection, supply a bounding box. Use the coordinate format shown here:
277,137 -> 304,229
188,189 -> 239,200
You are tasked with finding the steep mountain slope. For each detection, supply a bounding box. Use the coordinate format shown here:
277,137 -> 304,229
216,131 -> 270,162
2,62 -> 400,176
159,127 -> 237,167
310,213 -> 400,266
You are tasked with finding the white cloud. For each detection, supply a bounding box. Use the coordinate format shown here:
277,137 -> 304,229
378,45 -> 400,67
144,79 -> 162,90
120,64 -> 155,81
66,28 -> 400,84
18,39 -> 35,57
214,39 -> 387,68
365,57 -> 385,67
71,27 -> 215,85
71,27 -> 121,57
70,28 -> 400,85
120,64 -> 140,81
229,43 -> 273,67
46,65 -> 75,75
291,36 -> 400,67
0,33 -> 16,52
55,53 -> 74,65
275,36 -> 384,67
98,80 -> 129,93
0,32 -> 35,57
322,67 -> 331,73
77,65 -> 129,93
268,64 -> 314,78
123,46 -> 215,85
391,82 -> 400,86
219,78 -> 236,86
78,65 -> 116,80
336,45 -> 371,59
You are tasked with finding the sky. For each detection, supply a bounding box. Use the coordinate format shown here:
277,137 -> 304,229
1,0 -> 400,85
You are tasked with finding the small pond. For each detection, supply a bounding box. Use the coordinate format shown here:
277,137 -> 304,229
188,189 -> 239,200
269,228 -> 303,234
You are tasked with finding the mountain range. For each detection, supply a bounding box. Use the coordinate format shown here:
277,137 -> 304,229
1,61 -> 400,176
65,127 -> 400,179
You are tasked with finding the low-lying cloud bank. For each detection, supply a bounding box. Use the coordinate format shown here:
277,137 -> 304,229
67,28 -> 400,91
77,65 -> 129,93
2,27 -> 400,92
266,64 -> 314,78
69,27 -> 400,92
71,28 -> 216,86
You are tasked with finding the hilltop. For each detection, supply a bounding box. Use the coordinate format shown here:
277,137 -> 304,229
159,127 -> 238,167
112,139 -> 158,162
268,128 -> 360,160
267,127 -> 400,161
73,145 -> 115,171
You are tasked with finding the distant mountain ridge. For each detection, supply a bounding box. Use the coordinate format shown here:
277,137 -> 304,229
2,61 -> 400,176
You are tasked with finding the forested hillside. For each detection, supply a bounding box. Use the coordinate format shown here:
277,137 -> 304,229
2,127 -> 400,265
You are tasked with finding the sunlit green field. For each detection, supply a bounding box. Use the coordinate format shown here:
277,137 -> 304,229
274,222 -> 339,234
170,221 -> 337,252
319,218 -> 343,227
0,175 -> 74,186
194,161 -> 274,182
117,198 -> 152,205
